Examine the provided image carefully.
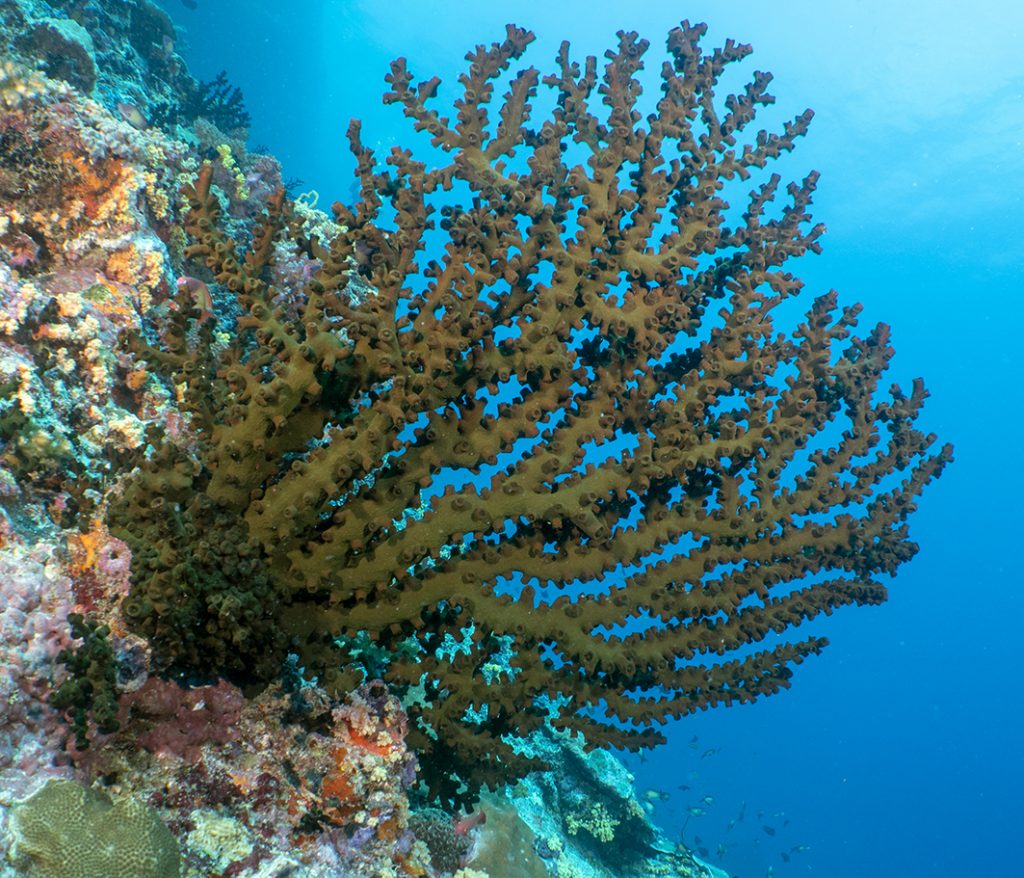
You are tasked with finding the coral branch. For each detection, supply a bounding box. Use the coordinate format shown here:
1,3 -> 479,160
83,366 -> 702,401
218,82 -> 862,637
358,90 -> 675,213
108,21 -> 951,806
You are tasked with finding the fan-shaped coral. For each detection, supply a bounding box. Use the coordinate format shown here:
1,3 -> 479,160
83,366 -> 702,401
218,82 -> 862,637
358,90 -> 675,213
109,22 -> 950,807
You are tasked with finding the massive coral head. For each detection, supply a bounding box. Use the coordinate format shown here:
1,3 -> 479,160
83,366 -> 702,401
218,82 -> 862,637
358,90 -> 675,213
108,21 -> 951,806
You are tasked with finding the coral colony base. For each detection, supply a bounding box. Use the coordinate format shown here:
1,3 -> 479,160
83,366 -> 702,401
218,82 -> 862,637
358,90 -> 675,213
0,1 -> 948,876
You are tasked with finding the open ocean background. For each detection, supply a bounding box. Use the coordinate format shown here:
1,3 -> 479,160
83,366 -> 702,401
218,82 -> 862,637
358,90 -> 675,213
163,2 -> 1023,876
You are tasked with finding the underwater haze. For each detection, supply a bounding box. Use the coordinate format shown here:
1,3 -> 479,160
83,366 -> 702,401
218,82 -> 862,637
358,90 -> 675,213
163,2 -> 1022,877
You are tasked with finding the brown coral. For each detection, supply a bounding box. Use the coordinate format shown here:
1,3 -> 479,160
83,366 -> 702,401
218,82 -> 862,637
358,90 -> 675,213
110,22 -> 950,806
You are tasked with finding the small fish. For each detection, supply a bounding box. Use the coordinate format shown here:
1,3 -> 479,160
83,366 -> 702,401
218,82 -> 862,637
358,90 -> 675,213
116,101 -> 148,131
453,809 -> 486,836
716,843 -> 728,858
762,825 -> 776,837
701,794 -> 715,806
643,789 -> 670,802
790,844 -> 811,854
181,0 -> 198,9
697,845 -> 710,858
781,852 -> 790,863
686,806 -> 706,817
176,276 -> 213,322
688,734 -> 699,749
765,867 -> 774,878
700,747 -> 719,759
677,783 -> 691,792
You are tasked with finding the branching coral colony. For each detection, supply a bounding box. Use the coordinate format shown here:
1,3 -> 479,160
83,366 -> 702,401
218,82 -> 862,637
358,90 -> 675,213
107,23 -> 951,807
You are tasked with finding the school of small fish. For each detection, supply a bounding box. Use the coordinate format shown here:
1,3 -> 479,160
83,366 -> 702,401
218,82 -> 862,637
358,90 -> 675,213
640,734 -> 812,877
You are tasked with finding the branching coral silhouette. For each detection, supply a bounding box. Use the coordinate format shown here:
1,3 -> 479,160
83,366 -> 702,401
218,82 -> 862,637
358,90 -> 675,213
109,22 -> 951,806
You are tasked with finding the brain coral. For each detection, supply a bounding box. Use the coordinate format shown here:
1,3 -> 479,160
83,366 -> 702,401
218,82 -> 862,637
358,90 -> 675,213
8,778 -> 180,878
408,808 -> 472,873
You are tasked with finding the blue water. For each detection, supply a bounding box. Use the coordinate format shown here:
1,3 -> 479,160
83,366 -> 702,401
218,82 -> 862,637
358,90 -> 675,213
167,2 -> 1023,876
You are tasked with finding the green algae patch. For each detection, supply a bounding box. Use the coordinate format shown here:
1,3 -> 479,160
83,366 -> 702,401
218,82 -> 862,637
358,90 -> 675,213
9,779 -> 180,878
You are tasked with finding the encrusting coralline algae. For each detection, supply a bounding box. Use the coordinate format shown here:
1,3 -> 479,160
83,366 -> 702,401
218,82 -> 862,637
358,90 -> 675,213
0,1 -> 947,877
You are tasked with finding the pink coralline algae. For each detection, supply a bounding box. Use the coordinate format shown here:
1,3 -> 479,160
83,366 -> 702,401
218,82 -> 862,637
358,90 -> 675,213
64,526 -> 133,619
125,678 -> 244,762
0,528 -> 76,801
69,677 -> 432,877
